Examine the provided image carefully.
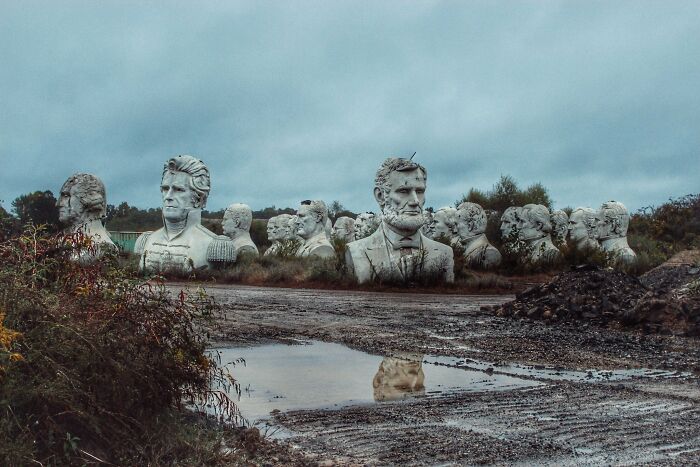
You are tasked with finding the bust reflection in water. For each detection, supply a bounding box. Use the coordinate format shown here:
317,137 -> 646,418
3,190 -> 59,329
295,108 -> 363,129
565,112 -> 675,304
373,353 -> 426,402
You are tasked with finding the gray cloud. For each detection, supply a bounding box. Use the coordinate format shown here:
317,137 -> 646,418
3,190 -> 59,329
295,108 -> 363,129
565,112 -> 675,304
1,0 -> 698,216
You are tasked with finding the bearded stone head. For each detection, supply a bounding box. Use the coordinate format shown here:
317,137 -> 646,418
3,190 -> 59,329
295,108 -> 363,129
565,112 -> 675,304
373,157 -> 428,234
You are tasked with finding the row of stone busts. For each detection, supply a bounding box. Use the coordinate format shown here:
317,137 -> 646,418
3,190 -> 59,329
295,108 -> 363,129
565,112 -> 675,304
499,202 -> 637,265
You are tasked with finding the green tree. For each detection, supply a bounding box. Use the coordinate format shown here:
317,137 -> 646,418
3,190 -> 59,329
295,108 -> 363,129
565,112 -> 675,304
457,175 -> 553,212
11,191 -> 60,230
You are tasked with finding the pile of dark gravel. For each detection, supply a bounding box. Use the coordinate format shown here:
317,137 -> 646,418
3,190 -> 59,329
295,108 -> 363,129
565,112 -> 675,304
490,265 -> 648,326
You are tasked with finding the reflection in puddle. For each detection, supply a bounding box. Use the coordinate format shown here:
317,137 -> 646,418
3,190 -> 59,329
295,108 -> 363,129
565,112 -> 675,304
373,353 -> 425,402
214,341 -> 539,423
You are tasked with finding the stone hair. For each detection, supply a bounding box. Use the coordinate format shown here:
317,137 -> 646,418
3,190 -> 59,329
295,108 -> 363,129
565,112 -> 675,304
335,216 -> 355,229
456,202 -> 487,234
224,203 -> 253,231
61,173 -> 107,218
522,204 -> 552,234
572,207 -> 598,235
551,210 -> 569,228
162,155 -> 211,208
599,200 -> 630,235
374,157 -> 427,194
300,199 -> 328,223
501,206 -> 520,222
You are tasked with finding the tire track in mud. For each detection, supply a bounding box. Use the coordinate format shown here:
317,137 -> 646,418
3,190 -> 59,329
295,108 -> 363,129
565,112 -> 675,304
169,284 -> 700,465
276,382 -> 700,465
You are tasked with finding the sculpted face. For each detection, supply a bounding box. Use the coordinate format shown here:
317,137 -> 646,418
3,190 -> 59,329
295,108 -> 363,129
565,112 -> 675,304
377,169 -> 426,233
596,213 -> 616,240
500,209 -> 519,239
221,212 -> 236,237
568,210 -> 591,243
517,214 -> 542,241
432,209 -> 453,239
57,183 -> 85,225
161,171 -> 196,223
332,217 -> 355,242
295,205 -> 319,239
266,217 -> 277,241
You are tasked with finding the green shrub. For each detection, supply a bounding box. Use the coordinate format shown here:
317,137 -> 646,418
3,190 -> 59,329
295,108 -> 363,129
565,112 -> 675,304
0,226 -> 239,465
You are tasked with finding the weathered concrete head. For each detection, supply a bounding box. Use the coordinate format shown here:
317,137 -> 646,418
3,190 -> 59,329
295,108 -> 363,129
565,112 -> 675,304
295,200 -> 328,240
160,155 -> 210,223
332,216 -> 355,242
597,201 -> 630,239
455,202 -> 487,240
353,212 -> 375,240
276,213 -> 294,240
518,204 -> 552,241
500,206 -> 521,240
57,173 -> 107,226
550,210 -> 569,244
432,206 -> 457,241
222,203 -> 253,237
569,207 -> 598,244
374,157 -> 427,233
266,216 -> 279,242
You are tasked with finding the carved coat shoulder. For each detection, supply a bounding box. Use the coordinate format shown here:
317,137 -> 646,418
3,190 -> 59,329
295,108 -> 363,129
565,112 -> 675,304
134,231 -> 154,255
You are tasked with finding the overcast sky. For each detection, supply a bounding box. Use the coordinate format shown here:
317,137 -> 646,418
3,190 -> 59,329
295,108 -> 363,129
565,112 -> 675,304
1,0 -> 698,215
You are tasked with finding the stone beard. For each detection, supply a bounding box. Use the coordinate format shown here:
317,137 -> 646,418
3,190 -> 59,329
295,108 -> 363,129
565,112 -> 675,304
294,201 -> 335,258
135,155 -> 234,272
56,172 -> 116,260
345,157 -> 454,284
597,201 -> 636,265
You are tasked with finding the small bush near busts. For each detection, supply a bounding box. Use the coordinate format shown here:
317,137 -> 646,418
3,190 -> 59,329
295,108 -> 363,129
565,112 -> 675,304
0,226 -> 239,465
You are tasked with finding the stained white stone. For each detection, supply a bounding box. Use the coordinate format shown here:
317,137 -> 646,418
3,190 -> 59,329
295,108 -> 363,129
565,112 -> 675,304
597,200 -> 637,264
135,155 -> 233,272
332,216 -> 356,243
500,206 -> 521,241
568,207 -> 600,251
431,206 -> 457,242
354,212 -> 378,240
551,209 -> 569,246
346,157 -> 454,284
57,172 -> 116,261
518,204 -> 562,263
263,215 -> 280,256
222,203 -> 259,257
454,202 -> 501,269
294,200 -> 335,258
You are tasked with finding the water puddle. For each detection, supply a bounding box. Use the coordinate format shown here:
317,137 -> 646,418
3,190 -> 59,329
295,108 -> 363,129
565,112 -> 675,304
213,341 -> 539,423
212,340 -> 689,425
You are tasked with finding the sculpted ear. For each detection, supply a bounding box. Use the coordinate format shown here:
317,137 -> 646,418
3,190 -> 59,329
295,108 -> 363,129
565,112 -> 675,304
374,187 -> 385,207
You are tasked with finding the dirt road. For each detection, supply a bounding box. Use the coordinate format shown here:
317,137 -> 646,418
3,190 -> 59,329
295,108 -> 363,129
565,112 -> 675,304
180,283 -> 700,465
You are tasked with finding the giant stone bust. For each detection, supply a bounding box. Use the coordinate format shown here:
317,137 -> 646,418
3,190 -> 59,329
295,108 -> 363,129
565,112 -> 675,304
332,216 -> 356,243
57,173 -> 116,259
135,155 -> 234,272
345,157 -> 454,284
597,200 -> 636,265
568,207 -> 600,251
518,204 -> 561,263
222,203 -> 259,257
454,202 -> 501,269
294,200 -> 335,258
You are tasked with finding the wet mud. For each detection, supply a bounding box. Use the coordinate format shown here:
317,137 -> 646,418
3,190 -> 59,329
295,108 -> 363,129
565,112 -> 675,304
174,283 -> 700,465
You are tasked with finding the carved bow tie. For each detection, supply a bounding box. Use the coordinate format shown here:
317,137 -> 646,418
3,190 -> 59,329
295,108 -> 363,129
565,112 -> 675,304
394,237 -> 420,250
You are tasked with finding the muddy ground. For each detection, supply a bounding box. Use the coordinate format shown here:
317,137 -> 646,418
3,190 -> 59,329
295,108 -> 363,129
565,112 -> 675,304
174,283 -> 700,465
